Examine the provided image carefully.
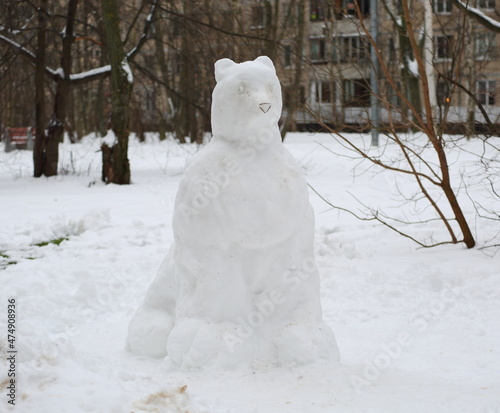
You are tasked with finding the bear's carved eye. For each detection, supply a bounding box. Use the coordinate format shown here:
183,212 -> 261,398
237,84 -> 245,95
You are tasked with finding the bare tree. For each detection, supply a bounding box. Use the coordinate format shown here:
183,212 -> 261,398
280,0 -> 306,139
33,0 -> 48,177
0,0 -> 157,180
35,0 -> 79,177
310,0 -> 477,248
100,0 -> 134,184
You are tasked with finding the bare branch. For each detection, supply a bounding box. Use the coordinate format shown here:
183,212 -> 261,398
309,184 -> 460,249
0,33 -> 58,80
127,0 -> 159,61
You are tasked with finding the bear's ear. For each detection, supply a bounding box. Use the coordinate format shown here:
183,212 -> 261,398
254,56 -> 275,72
214,58 -> 236,82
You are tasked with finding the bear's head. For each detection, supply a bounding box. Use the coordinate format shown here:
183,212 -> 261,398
211,56 -> 282,143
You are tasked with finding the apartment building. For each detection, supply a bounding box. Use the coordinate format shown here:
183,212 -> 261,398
137,0 -> 499,134
286,0 -> 499,131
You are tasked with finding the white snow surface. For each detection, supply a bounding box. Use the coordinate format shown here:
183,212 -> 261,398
0,131 -> 499,412
127,56 -> 338,369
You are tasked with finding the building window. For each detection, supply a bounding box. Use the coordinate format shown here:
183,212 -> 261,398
284,45 -> 292,67
434,0 -> 452,14
475,32 -> 496,59
251,5 -> 266,28
477,0 -> 495,9
343,78 -> 370,107
340,0 -> 370,17
343,0 -> 356,15
333,35 -> 369,63
315,81 -> 332,103
310,0 -> 330,21
310,37 -> 326,62
435,35 -> 453,60
477,80 -> 496,106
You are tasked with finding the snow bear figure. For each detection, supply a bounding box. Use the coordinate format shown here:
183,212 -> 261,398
126,56 -> 339,369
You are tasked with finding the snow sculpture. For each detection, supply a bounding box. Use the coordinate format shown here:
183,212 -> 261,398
126,56 -> 339,368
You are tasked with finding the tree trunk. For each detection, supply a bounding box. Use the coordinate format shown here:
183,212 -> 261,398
281,0 -> 305,140
264,0 -> 279,61
153,22 -> 170,141
102,0 -> 133,184
401,0 -> 476,248
442,180 -> 476,248
464,18 -> 476,138
33,0 -> 48,178
95,77 -> 107,136
34,0 -> 78,177
45,0 -> 79,175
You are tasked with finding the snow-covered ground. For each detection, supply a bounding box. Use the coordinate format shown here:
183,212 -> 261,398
0,132 -> 499,413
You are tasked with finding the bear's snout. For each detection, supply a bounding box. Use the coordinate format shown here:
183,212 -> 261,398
259,102 -> 271,114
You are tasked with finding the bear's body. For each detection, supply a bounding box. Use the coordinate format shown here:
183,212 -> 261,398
126,56 -> 339,368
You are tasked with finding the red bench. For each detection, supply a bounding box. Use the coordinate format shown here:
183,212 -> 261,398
3,127 -> 35,152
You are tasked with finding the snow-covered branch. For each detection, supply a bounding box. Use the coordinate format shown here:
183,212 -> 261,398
1,0 -> 158,86
69,65 -> 111,85
0,33 -> 58,79
127,0 -> 159,61
452,0 -> 500,33
70,0 -> 158,84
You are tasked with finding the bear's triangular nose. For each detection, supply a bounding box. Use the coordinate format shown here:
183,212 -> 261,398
259,103 -> 271,113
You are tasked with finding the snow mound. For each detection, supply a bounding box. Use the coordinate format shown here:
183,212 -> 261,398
127,56 -> 339,369
8,209 -> 109,243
